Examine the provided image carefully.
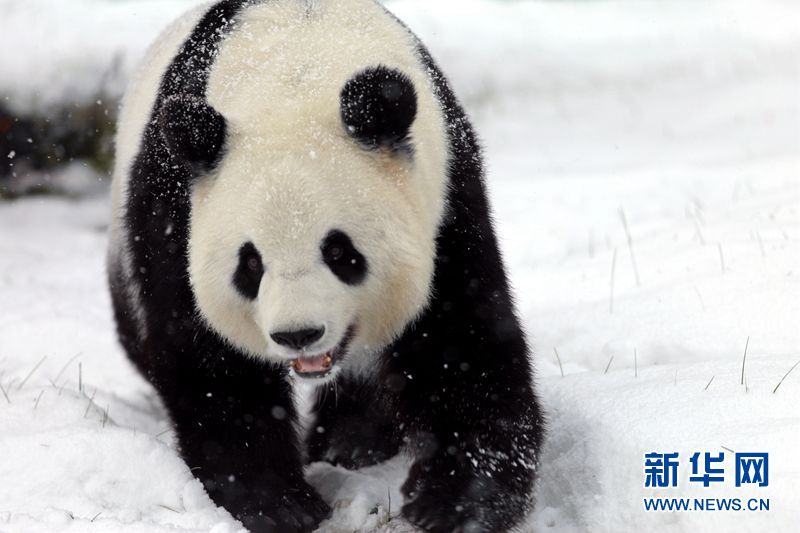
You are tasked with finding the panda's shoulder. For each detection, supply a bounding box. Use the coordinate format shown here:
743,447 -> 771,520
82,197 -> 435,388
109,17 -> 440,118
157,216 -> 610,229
112,3 -> 213,195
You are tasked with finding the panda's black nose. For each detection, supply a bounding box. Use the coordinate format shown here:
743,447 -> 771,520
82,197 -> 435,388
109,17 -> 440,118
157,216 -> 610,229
270,327 -> 325,350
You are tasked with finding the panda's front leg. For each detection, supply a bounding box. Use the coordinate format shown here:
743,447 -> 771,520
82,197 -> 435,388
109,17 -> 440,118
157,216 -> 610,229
389,344 -> 543,532
307,374 -> 401,469
399,405 -> 541,533
162,350 -> 330,533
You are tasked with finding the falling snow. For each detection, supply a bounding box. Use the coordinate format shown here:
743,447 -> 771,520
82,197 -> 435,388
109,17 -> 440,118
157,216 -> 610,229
0,0 -> 798,532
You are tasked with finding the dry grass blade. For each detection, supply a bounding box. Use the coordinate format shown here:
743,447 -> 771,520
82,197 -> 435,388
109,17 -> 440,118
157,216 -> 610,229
609,248 -> 618,314
0,380 -> 10,403
773,359 -> 800,394
34,389 -> 44,409
693,286 -> 706,312
83,388 -> 97,418
619,208 -> 641,287
740,336 -> 750,386
692,214 -> 706,245
756,232 -> 766,257
53,352 -> 82,383
604,354 -> 614,375
17,355 -> 47,390
553,347 -> 565,377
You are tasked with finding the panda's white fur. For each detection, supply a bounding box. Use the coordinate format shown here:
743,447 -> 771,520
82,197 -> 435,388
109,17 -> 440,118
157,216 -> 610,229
112,0 -> 448,376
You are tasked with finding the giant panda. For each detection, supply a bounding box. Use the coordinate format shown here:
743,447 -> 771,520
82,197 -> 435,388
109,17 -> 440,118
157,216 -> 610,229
108,1 -> 543,532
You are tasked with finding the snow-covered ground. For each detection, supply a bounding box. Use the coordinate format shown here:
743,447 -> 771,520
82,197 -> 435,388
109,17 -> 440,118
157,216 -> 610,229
1,0 -> 799,531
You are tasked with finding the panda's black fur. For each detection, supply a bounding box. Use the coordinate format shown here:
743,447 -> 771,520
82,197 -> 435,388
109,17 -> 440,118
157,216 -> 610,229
340,66 -> 418,154
108,1 -> 544,532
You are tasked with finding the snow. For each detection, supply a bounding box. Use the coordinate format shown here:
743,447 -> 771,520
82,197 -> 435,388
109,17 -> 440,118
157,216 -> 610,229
0,0 -> 199,113
1,0 -> 799,531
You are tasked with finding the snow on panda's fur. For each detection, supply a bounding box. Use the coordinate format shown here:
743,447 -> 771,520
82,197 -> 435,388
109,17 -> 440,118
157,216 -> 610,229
108,1 -> 543,532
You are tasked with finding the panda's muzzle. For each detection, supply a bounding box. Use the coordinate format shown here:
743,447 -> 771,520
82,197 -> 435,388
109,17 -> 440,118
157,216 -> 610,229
288,325 -> 356,379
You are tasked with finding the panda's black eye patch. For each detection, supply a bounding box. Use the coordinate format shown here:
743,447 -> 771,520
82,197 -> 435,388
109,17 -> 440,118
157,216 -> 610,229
233,242 -> 264,299
321,230 -> 367,285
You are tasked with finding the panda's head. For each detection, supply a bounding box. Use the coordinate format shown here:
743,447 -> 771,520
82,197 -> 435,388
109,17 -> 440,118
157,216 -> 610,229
160,66 -> 446,382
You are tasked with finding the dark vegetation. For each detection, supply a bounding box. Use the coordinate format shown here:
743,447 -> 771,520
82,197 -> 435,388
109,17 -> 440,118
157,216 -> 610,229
0,96 -> 117,198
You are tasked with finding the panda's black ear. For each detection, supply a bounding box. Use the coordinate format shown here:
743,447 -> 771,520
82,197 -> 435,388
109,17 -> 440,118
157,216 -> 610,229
159,95 -> 227,175
340,66 -> 417,153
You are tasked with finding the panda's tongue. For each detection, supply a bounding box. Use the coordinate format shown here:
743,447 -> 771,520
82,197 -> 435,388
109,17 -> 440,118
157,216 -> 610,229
291,353 -> 332,374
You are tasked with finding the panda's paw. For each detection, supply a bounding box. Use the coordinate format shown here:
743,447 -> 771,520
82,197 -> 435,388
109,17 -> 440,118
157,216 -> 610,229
240,483 -> 331,533
401,482 -> 485,533
402,496 -> 479,533
400,461 -> 505,533
307,418 -> 399,470
312,436 -> 398,470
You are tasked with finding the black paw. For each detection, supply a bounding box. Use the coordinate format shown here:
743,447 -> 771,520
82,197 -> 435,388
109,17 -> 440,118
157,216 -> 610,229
308,425 -> 398,470
307,414 -> 400,470
401,461 -> 516,533
401,477 -> 486,532
402,498 -> 484,533
236,482 -> 331,533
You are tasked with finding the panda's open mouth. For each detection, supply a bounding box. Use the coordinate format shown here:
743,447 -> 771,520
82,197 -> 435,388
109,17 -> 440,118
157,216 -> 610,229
288,325 -> 356,379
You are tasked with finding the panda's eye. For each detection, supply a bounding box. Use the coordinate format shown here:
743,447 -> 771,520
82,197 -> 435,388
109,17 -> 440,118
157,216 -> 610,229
327,245 -> 344,261
233,241 -> 264,300
246,255 -> 261,272
321,230 -> 367,285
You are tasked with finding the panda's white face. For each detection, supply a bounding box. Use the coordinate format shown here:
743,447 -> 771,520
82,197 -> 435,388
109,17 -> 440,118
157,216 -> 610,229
178,0 -> 448,381
188,123 -> 442,380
